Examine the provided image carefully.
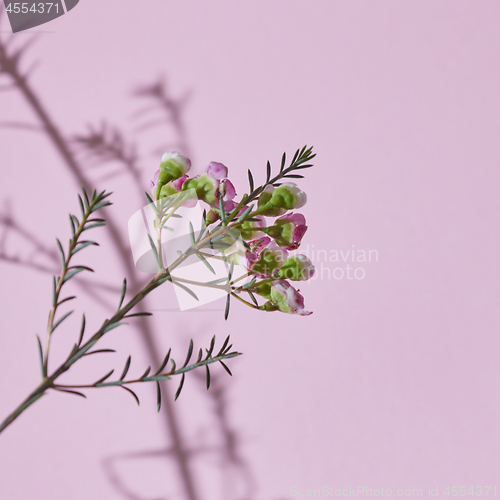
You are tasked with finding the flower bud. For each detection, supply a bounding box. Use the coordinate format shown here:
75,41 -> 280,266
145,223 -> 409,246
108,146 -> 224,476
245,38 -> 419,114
270,183 -> 307,210
239,216 -> 266,241
257,186 -> 286,216
276,255 -> 315,281
154,152 -> 191,199
158,174 -> 188,198
249,240 -> 288,277
183,174 -> 219,205
206,161 -> 228,180
257,183 -> 306,216
254,281 -> 272,299
264,212 -> 307,250
205,209 -> 220,225
261,279 -> 312,316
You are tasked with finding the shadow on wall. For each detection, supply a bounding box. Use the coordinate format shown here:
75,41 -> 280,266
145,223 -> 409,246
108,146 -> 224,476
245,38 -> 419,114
0,12 -> 284,500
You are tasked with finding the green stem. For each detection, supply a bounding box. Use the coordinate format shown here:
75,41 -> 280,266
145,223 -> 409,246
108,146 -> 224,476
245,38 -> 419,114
231,292 -> 259,309
0,218 -> 235,436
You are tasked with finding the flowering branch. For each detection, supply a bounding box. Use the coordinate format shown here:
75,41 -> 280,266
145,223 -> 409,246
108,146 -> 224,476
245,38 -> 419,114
0,145 -> 316,441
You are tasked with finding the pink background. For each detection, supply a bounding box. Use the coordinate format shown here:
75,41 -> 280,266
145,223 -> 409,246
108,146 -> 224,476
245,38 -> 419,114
1,1 -> 499,498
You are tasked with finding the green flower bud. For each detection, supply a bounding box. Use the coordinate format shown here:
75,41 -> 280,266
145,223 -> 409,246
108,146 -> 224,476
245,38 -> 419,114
183,174 -> 218,206
254,281 -> 272,299
269,183 -> 307,210
239,216 -> 266,241
276,255 -> 315,281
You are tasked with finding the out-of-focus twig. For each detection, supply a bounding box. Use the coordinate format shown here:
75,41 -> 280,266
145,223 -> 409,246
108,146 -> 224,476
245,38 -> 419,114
133,78 -> 192,160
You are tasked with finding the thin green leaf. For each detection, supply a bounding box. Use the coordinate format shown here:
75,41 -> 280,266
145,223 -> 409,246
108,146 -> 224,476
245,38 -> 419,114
196,252 -> 216,274
118,278 -> 127,310
155,349 -> 171,375
67,265 -> 94,272
247,169 -> 254,193
92,200 -> 111,211
198,210 -> 207,241
206,365 -> 211,389
247,290 -> 258,306
219,360 -> 233,376
52,276 -> 57,305
280,152 -> 286,172
102,321 -> 127,333
69,214 -> 76,236
182,339 -> 194,368
140,366 -> 151,379
189,221 -> 195,245
144,192 -> 154,205
169,358 -> 176,374
56,239 -> 65,266
227,261 -> 234,283
124,312 -> 153,318
71,215 -> 80,231
51,310 -> 74,333
174,373 -> 186,401
36,335 -> 44,377
224,294 -> 231,320
121,386 -> 140,406
57,295 -> 76,307
147,234 -> 161,268
206,335 -> 216,358
71,241 -> 98,255
120,356 -> 132,381
57,388 -> 87,399
78,314 -> 86,346
83,349 -> 116,357
219,336 -> 230,355
98,190 -> 112,201
291,148 -> 300,166
237,204 -> 254,222
196,348 -> 203,363
81,188 -> 90,209
171,280 -> 199,301
82,222 -> 106,231
156,381 -> 162,412
267,160 -> 272,181
94,369 -> 114,386
78,195 -> 85,218
284,174 -> 304,179
242,277 -> 257,289
204,277 -> 229,286
63,267 -> 90,283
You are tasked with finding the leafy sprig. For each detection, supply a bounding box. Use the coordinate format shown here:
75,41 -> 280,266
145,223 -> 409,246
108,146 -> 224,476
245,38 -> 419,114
244,145 -> 315,206
53,335 -> 240,409
43,188 -> 112,376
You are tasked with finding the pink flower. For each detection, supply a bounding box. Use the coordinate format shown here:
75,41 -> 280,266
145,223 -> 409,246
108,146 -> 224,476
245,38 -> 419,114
206,161 -> 228,180
244,237 -> 289,277
172,174 -> 188,191
269,279 -> 312,316
265,212 -> 308,250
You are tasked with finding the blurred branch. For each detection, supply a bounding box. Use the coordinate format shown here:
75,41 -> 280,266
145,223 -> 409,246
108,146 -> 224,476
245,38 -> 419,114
0,29 -> 202,500
0,23 -> 269,500
72,122 -> 142,185
133,78 -> 192,159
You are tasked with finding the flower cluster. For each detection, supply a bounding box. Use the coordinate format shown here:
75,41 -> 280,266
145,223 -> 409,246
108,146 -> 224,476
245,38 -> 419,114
150,148 -> 316,317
